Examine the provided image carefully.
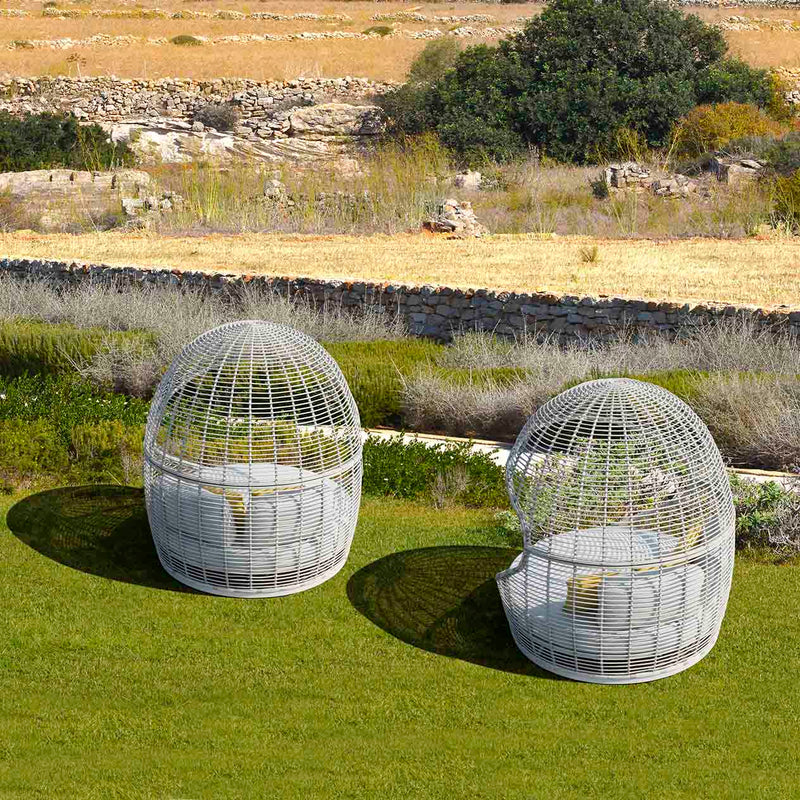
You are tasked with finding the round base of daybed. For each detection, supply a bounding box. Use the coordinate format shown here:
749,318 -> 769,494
508,617 -> 720,685
496,529 -> 731,684
145,460 -> 359,597
512,633 -> 721,684
155,543 -> 351,598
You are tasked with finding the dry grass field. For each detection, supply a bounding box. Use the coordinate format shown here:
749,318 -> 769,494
3,230 -> 800,308
0,1 -> 798,80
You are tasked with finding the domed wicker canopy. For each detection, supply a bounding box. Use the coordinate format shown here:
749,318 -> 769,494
143,320 -> 363,597
496,378 -> 735,683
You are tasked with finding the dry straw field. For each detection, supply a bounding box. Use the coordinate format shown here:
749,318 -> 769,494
0,0 -> 799,80
4,231 -> 800,309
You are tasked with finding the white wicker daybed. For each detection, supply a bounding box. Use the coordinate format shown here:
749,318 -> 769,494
497,378 -> 735,683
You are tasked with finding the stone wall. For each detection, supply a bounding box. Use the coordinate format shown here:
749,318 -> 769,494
0,76 -> 394,142
2,257 -> 797,342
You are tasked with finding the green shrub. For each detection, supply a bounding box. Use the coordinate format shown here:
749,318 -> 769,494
193,102 -> 239,132
765,72 -> 797,124
773,169 -> 800,230
362,25 -> 392,36
0,373 -> 149,445
323,339 -> 442,427
760,132 -> 800,176
374,84 -> 438,138
0,419 -> 68,480
694,58 -> 774,109
0,418 -> 145,487
731,474 -> 800,559
0,319 -> 154,377
395,0 -> 778,164
408,39 -> 462,85
170,34 -> 203,46
0,112 -> 134,172
669,102 -> 785,160
362,435 -> 506,508
69,420 -> 144,483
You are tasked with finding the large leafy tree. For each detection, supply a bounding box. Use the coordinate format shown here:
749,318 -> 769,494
385,0 -> 778,163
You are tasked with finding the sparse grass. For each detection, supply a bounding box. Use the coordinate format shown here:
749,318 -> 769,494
0,276 -> 406,396
402,322 -> 800,453
152,135 -> 450,235
4,229 -> 800,307
690,372 -> 800,470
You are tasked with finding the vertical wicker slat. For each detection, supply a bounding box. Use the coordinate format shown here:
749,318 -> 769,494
143,320 -> 363,597
497,378 -> 735,683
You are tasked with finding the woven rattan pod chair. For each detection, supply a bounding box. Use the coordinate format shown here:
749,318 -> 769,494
496,378 -> 735,683
143,320 -> 363,597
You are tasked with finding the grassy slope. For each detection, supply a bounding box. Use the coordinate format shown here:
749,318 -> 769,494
1,489 -> 799,799
4,232 -> 800,308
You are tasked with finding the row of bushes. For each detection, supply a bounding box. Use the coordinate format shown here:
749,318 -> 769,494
0,320 -> 155,378
4,317 -> 800,470
0,406 -> 507,510
1,392 -> 795,559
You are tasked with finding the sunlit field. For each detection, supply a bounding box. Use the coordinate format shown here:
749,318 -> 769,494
0,0 -> 798,80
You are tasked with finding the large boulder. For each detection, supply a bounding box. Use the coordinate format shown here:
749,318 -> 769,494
108,117 -> 370,169
709,156 -> 765,185
424,198 -> 489,238
289,103 -> 386,139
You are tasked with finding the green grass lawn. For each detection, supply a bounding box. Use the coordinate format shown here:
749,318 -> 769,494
1,487 -> 799,799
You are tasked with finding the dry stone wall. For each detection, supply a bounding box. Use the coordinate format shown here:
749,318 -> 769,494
0,76 -> 394,141
2,257 -> 798,342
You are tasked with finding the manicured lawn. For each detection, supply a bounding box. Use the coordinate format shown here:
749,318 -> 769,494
1,487 -> 798,799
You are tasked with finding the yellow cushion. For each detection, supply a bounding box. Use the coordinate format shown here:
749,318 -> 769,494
202,486 -> 248,532
565,574 -> 605,612
680,521 -> 703,550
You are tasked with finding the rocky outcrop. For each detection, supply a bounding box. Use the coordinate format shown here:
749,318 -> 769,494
424,199 -> 489,238
109,107 -> 383,165
602,162 -> 703,198
0,76 -> 391,167
709,156 -> 766,184
0,169 -> 161,229
288,103 -> 386,139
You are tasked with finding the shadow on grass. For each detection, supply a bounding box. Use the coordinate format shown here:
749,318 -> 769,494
7,484 -> 188,592
347,545 -> 557,677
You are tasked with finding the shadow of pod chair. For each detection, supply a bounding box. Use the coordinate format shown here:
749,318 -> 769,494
143,320 -> 363,597
496,378 -> 735,684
